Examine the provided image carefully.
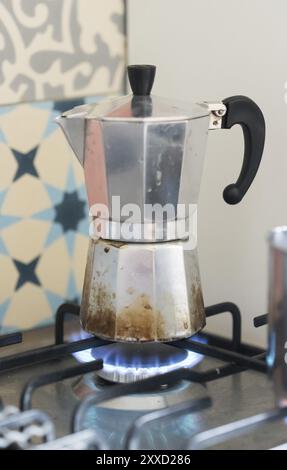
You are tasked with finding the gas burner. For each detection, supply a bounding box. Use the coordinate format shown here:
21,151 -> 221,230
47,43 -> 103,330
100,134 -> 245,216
72,373 -> 207,412
72,338 -> 203,383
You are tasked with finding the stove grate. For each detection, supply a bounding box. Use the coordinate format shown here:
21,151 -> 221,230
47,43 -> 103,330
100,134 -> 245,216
0,332 -> 22,349
0,301 -> 271,450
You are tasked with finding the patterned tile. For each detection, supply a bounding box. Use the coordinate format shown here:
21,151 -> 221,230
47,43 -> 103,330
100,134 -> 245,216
0,0 -> 126,105
0,98 -> 100,331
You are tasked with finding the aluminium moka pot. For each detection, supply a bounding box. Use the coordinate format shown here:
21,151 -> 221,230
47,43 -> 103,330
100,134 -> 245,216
56,64 -> 265,342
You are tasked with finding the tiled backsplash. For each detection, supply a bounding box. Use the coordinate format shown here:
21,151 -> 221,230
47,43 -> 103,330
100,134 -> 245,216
0,1 -> 126,331
0,0 -> 126,104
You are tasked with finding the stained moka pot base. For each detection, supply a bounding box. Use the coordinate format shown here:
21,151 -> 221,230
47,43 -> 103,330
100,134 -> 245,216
80,238 -> 205,342
56,65 -> 265,342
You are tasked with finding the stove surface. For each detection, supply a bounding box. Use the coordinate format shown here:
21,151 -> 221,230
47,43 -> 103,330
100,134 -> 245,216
0,315 -> 286,450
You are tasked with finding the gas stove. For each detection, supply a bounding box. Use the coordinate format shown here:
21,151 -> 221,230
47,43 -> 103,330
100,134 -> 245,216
0,301 -> 286,451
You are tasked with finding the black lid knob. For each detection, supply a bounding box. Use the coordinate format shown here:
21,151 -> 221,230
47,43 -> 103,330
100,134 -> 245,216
127,65 -> 156,96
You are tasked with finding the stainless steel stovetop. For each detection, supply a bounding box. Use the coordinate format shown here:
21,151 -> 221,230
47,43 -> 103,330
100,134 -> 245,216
0,303 -> 286,450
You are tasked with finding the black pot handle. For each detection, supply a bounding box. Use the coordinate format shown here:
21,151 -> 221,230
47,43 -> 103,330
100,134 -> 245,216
221,95 -> 265,204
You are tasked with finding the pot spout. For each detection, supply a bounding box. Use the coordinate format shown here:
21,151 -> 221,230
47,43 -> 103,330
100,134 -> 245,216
55,111 -> 86,167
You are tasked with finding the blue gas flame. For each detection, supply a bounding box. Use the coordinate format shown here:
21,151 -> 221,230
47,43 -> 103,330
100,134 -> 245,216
70,330 -> 206,379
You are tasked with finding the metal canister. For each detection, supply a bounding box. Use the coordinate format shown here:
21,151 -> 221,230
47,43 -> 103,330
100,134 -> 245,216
268,226 -> 287,407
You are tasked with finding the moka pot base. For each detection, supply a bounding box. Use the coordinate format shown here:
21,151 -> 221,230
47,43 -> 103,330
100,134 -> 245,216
80,238 -> 205,342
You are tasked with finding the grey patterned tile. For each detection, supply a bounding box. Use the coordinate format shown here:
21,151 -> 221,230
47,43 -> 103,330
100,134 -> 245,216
0,0 -> 126,105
